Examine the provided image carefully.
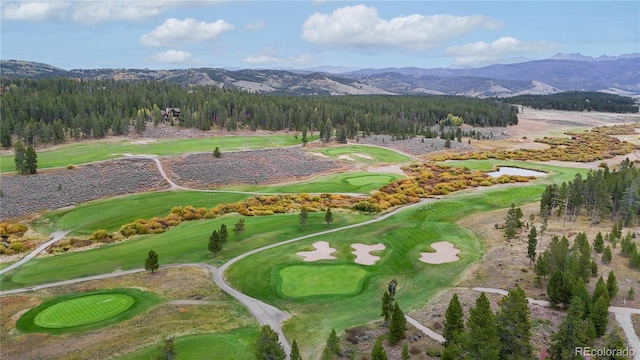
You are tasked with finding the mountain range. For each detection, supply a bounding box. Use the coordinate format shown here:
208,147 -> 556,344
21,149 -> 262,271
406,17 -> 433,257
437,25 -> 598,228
1,53 -> 639,98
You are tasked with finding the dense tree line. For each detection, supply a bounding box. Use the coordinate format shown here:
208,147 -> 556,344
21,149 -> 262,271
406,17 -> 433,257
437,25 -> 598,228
539,159 -> 640,226
0,77 -> 518,147
442,288 -> 532,360
505,91 -> 639,113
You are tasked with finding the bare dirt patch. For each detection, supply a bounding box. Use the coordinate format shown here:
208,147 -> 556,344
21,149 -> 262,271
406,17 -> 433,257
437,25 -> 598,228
419,241 -> 461,264
351,243 -> 385,265
129,139 -> 157,145
352,153 -> 373,160
366,164 -> 407,176
338,154 -> 356,161
296,241 -> 337,262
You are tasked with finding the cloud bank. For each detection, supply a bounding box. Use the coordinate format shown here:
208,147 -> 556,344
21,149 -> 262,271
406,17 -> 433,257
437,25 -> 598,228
141,18 -> 234,47
302,4 -> 502,51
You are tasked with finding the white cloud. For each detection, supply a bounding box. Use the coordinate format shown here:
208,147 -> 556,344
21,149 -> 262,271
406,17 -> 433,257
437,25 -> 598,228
147,50 -> 192,64
302,4 -> 502,51
446,37 -> 559,64
1,0 -> 223,23
71,1 -> 173,23
243,52 -> 312,65
141,18 -> 234,47
1,1 -> 70,21
245,20 -> 265,30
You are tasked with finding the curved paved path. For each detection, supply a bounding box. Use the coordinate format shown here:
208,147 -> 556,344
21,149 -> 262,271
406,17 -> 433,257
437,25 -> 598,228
0,231 -> 69,276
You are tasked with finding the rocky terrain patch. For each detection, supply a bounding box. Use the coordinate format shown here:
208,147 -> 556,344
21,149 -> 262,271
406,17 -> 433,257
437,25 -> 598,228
162,147 -> 344,188
0,159 -> 168,220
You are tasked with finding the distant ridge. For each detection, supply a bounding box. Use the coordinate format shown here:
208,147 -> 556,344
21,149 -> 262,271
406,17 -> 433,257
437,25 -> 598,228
2,54 -> 639,97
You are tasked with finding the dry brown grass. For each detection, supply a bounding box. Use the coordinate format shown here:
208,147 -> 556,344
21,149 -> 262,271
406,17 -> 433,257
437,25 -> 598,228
0,266 -> 256,360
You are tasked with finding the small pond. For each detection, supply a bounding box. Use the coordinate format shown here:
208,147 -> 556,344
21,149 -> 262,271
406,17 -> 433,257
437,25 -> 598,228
487,166 -> 547,178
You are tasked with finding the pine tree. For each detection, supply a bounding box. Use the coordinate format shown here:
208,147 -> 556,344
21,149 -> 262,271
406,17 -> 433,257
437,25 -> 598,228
462,293 -> 499,359
547,270 -> 571,308
14,140 -> 26,174
145,250 -> 159,273
326,328 -> 340,355
627,287 -> 635,300
443,293 -> 464,347
208,230 -> 222,254
289,339 -> 302,360
496,287 -> 533,360
591,295 -> 609,337
233,218 -> 245,240
24,146 -> 37,173
388,302 -> 406,345
320,345 -> 331,360
601,331 -> 629,360
534,254 -> 549,279
602,246 -> 612,264
324,208 -> 333,225
301,125 -> 308,146
606,270 -> 618,298
527,226 -> 537,264
370,336 -> 388,360
504,203 -> 524,239
299,207 -> 308,230
592,276 -> 609,305
593,232 -> 605,253
256,325 -> 286,360
381,291 -> 392,324
401,343 -> 410,360
213,146 -> 221,158
219,224 -> 229,244
549,296 -> 588,359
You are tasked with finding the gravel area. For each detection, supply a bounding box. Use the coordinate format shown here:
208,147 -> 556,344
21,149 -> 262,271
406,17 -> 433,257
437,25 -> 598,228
0,159 -> 169,220
162,147 -> 344,188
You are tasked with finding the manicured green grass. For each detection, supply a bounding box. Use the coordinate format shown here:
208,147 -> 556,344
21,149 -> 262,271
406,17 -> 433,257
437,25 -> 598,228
0,135 -> 299,172
278,265 -> 367,298
17,289 -> 162,334
310,145 -> 412,164
115,327 -> 259,360
33,191 -> 251,235
220,171 -> 405,194
1,212 -> 371,289
34,293 -> 135,328
223,166 -> 589,358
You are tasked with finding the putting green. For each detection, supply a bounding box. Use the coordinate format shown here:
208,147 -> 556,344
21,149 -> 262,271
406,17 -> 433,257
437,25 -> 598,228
34,294 -> 135,328
278,265 -> 367,298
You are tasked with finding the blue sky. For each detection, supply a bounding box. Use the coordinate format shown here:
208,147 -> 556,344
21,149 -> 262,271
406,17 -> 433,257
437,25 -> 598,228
1,1 -> 638,70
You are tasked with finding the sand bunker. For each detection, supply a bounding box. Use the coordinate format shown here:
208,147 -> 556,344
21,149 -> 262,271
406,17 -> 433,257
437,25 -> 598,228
130,139 -> 157,145
352,153 -> 373,160
338,154 -> 355,161
367,164 -> 406,176
351,243 -> 385,265
297,241 -> 337,262
309,152 -> 330,158
419,241 -> 461,264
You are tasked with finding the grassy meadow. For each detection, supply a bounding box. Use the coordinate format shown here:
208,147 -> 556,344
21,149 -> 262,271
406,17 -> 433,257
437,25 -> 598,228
0,134 -> 300,172
218,171 -> 405,194
33,190 -> 252,235
1,211 -> 371,289
115,327 -> 259,360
